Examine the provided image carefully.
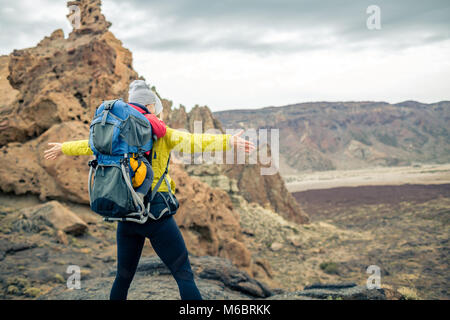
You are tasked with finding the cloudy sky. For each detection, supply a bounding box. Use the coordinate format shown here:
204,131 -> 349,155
0,0 -> 449,111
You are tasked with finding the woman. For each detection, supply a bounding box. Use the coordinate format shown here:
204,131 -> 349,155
44,81 -> 255,300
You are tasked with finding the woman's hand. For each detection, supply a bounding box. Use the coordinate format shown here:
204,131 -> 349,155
44,143 -> 63,160
231,130 -> 256,153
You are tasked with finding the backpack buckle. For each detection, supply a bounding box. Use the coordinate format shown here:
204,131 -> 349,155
120,156 -> 129,166
103,99 -> 118,110
88,159 -> 98,168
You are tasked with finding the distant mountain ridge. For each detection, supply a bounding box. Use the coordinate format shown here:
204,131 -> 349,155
214,101 -> 450,173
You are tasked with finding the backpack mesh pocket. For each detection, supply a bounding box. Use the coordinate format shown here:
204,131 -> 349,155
90,164 -> 136,217
120,114 -> 153,147
91,122 -> 115,155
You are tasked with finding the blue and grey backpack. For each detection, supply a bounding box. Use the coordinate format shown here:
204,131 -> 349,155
87,99 -> 165,224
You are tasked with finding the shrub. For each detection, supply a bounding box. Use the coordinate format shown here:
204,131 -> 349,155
23,287 -> 41,298
398,287 -> 420,300
319,261 -> 340,275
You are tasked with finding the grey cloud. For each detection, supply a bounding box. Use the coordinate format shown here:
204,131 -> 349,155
0,0 -> 70,55
108,0 -> 450,54
124,28 -> 329,54
0,0 -> 449,56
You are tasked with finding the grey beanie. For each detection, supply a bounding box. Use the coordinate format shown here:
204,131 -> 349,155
128,80 -> 162,115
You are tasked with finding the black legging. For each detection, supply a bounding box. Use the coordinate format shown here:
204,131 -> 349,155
110,207 -> 202,300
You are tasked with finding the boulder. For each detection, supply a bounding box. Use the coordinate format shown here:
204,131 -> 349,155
270,242 -> 283,251
19,201 -> 88,235
287,235 -> 302,247
268,283 -> 401,300
55,230 -> 69,245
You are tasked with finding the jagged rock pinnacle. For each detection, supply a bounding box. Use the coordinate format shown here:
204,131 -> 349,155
67,0 -> 111,36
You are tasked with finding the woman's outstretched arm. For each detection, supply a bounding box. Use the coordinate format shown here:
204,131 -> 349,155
44,140 -> 92,160
44,127 -> 255,160
167,128 -> 255,153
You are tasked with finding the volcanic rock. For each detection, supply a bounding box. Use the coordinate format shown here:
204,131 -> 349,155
18,201 -> 88,235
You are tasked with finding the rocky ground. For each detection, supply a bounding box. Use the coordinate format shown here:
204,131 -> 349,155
293,184 -> 450,300
40,256 -> 399,300
189,167 -> 449,300
0,189 -> 404,300
293,183 -> 450,214
2,163 -> 445,300
0,194 -> 118,299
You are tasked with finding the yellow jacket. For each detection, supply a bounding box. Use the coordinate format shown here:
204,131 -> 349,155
61,127 -> 232,193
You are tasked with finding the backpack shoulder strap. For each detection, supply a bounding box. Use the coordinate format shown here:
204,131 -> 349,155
101,99 -> 120,125
150,154 -> 171,201
128,103 -> 150,115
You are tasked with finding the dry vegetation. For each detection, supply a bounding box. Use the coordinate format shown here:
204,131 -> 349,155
244,182 -> 449,300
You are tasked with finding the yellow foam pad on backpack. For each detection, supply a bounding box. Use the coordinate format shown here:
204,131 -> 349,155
129,158 -> 147,188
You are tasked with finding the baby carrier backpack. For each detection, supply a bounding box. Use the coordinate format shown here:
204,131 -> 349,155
87,99 -> 164,224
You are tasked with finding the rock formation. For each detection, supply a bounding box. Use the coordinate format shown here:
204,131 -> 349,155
167,105 -> 309,224
167,105 -> 224,133
169,164 -> 254,273
2,3 -> 137,146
